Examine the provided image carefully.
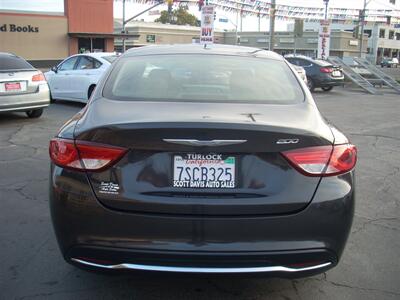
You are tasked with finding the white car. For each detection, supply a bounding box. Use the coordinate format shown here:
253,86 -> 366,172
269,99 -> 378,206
45,52 -> 118,103
289,63 -> 308,85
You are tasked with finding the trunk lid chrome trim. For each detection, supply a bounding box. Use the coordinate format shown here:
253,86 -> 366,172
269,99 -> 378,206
163,139 -> 247,147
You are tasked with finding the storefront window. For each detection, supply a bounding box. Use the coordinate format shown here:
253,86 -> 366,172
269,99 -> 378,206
78,38 -> 105,53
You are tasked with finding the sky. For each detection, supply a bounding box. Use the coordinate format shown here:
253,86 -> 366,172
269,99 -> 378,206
1,0 -> 399,31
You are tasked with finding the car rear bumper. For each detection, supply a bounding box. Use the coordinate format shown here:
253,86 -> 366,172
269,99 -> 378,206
69,248 -> 335,277
50,166 -> 355,277
319,78 -> 344,87
0,84 -> 50,112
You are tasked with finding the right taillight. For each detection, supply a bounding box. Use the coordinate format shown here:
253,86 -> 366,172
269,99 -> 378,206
49,138 -> 127,172
32,72 -> 46,82
282,144 -> 357,177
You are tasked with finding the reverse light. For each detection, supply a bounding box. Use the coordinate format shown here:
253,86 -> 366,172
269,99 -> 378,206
49,138 -> 127,171
320,67 -> 333,73
32,72 -> 46,82
282,144 -> 357,177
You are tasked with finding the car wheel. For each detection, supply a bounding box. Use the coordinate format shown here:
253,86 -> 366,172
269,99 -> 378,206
88,85 -> 96,100
321,86 -> 333,92
307,78 -> 315,91
26,108 -> 43,118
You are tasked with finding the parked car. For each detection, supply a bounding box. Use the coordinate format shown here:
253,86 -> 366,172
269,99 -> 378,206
289,63 -> 308,85
380,57 -> 398,68
285,55 -> 344,92
49,44 -> 356,277
0,52 -> 49,118
45,52 -> 119,103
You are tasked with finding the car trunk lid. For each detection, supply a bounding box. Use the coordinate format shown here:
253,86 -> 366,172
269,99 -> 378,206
73,99 -> 333,216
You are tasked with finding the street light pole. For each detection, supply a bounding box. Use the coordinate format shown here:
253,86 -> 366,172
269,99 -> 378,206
122,0 -> 126,53
359,0 -> 367,57
269,0 -> 276,51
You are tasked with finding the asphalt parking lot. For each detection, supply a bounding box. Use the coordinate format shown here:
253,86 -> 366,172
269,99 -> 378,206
1,87 -> 399,300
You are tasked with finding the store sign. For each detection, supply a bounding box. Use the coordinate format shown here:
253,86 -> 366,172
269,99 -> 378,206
146,34 -> 156,43
306,38 -> 318,44
200,5 -> 214,45
0,24 -> 39,33
317,20 -> 330,60
280,37 -> 294,43
349,40 -> 359,46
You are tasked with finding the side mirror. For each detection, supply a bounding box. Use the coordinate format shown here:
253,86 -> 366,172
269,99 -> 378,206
51,66 -> 58,73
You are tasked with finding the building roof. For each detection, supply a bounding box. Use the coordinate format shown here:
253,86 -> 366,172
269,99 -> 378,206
124,44 -> 283,60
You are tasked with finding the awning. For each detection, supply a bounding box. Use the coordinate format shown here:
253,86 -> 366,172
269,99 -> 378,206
68,32 -> 139,39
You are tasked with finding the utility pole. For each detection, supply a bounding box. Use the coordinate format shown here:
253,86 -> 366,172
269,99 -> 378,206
240,5 -> 243,32
323,0 -> 329,20
235,5 -> 239,45
122,0 -> 126,53
359,0 -> 368,57
269,0 -> 276,51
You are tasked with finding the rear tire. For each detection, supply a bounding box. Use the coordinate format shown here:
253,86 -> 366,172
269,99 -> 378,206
321,86 -> 333,92
26,108 -> 43,118
307,78 -> 315,92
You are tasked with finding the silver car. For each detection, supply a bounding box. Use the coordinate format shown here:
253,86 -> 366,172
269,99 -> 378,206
0,52 -> 50,118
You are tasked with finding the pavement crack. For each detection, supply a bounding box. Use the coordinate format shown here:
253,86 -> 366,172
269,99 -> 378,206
348,132 -> 400,142
292,280 -> 302,300
352,216 -> 399,235
325,279 -> 400,296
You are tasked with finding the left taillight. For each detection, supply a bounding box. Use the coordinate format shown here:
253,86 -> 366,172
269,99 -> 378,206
320,67 -> 333,73
282,144 -> 357,177
32,72 -> 46,82
49,138 -> 127,172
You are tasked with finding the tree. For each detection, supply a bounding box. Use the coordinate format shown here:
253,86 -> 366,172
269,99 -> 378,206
155,8 -> 199,27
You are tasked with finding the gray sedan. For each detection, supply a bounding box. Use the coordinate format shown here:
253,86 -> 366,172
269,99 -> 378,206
49,44 -> 356,277
0,52 -> 50,118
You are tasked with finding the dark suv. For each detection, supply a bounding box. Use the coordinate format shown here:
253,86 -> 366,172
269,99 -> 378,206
285,55 -> 344,92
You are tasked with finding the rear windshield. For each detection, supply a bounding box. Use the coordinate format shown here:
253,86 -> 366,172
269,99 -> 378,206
103,54 -> 304,104
314,59 -> 332,67
102,55 -> 119,63
0,54 -> 34,71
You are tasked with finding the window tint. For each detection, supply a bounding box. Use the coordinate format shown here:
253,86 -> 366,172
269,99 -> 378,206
59,57 -> 79,71
103,55 -> 304,104
286,58 -> 298,65
0,54 -> 34,71
297,59 -> 313,67
76,56 -> 100,70
94,59 -> 102,68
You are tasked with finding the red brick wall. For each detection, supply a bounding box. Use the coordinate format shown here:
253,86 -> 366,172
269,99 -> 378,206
65,0 -> 113,33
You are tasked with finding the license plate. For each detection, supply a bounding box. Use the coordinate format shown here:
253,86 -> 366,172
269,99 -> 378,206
332,70 -> 341,77
173,154 -> 236,189
5,82 -> 21,91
